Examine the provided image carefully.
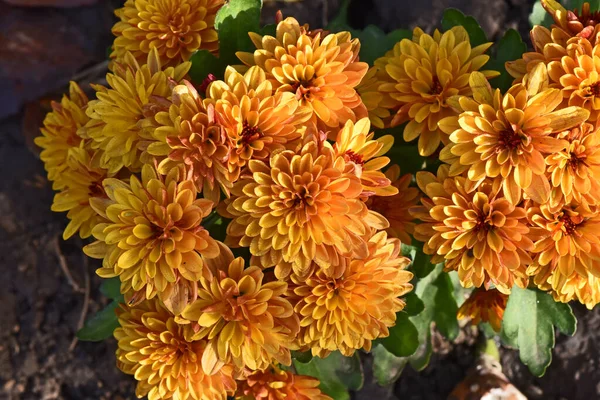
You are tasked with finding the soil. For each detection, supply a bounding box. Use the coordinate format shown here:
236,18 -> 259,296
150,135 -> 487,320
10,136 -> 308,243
1,0 -> 599,399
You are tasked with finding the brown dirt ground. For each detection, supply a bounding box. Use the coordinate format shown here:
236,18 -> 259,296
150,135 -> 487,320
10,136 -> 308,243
1,0 -> 599,399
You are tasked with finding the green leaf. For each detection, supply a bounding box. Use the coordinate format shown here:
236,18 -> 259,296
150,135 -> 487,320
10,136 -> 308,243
372,344 -> 408,386
529,1 -> 554,28
188,50 -> 225,84
441,8 -> 487,47
353,26 -> 412,65
99,277 -> 124,303
404,292 -> 425,316
448,270 -> 472,307
487,29 -> 527,92
326,0 -> 352,32
291,350 -> 313,364
380,312 -> 419,357
501,286 -> 577,377
294,351 -> 364,398
406,265 -> 459,370
76,301 -> 120,342
214,0 -> 262,66
402,243 -> 436,278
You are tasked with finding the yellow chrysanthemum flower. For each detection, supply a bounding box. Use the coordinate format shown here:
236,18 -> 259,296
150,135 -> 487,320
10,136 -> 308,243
527,204 -> 600,302
208,66 -> 312,169
84,164 -> 219,312
237,17 -> 368,133
236,365 -> 332,400
367,165 -> 420,245
111,0 -> 223,67
332,118 -> 397,198
115,298 -> 236,400
149,81 -> 236,204
81,48 -> 190,173
547,38 -> 600,122
51,147 -> 114,240
548,271 -> 600,310
178,243 -> 299,373
546,123 -> 600,210
376,26 -> 499,156
35,81 -> 89,190
411,165 -> 533,294
356,65 -> 392,129
438,68 -> 589,205
289,230 -> 412,357
457,288 -> 508,332
220,135 -> 389,279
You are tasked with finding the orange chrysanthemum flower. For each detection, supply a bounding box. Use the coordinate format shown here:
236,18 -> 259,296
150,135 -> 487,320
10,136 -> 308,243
288,230 -> 413,357
220,136 -> 389,279
546,123 -> 600,210
115,298 -> 236,400
411,165 -> 533,294
439,68 -> 589,205
84,164 -> 219,312
35,82 -> 89,190
237,17 -> 368,132
50,147 -> 113,240
542,0 -> 600,43
111,0 -> 223,67
236,365 -> 332,400
547,39 -> 600,122
457,288 -> 508,332
527,204 -> 600,296
208,66 -> 312,169
548,271 -> 600,310
356,65 -> 392,129
367,165 -> 420,245
333,118 -> 396,198
178,243 -> 299,373
149,81 -> 237,204
376,26 -> 498,156
81,49 -> 190,173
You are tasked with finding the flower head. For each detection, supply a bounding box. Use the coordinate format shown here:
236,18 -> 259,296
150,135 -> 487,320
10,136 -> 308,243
548,271 -> 600,310
208,66 -> 312,169
457,288 -> 508,332
333,118 -> 396,198
237,17 -> 368,132
546,123 -> 600,210
50,146 -> 113,240
220,136 -> 389,279
367,165 -> 420,245
527,204 -> 600,292
288,230 -> 413,357
439,68 -> 589,205
84,164 -> 219,312
115,298 -> 236,400
81,49 -> 190,173
376,26 -> 498,156
35,82 -> 89,190
111,0 -> 223,67
150,81 -> 237,204
411,165 -> 533,294
543,0 -> 600,43
236,365 -> 331,400
547,39 -> 600,122
178,243 -> 299,373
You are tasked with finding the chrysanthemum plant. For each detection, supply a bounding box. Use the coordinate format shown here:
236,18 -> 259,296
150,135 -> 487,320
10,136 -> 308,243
37,0 -> 600,397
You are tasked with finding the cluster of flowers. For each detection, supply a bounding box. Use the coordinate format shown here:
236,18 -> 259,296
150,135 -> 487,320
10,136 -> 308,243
37,0 -> 600,396
36,1 -> 418,399
361,0 -> 600,327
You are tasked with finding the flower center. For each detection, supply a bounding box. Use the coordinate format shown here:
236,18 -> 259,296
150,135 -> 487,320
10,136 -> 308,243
568,151 -> 586,171
429,77 -> 443,95
240,121 -> 263,146
498,128 -> 523,150
559,214 -> 582,236
586,81 -> 600,97
344,150 -> 364,165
